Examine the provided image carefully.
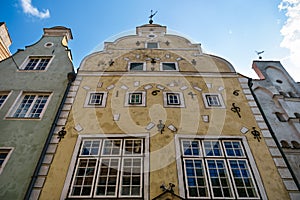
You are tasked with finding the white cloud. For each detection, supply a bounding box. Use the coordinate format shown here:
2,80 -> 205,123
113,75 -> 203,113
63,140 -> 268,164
278,0 -> 300,81
21,0 -> 50,19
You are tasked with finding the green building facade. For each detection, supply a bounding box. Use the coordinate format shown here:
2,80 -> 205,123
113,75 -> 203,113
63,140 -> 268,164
0,26 -> 74,199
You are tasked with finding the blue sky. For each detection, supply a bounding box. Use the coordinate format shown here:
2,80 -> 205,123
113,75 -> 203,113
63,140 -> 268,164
1,0 -> 300,81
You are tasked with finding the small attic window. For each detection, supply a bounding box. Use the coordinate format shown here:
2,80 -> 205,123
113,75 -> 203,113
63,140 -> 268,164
276,79 -> 283,84
288,92 -> 298,98
275,112 -> 286,122
146,42 -> 158,49
294,112 -> 300,118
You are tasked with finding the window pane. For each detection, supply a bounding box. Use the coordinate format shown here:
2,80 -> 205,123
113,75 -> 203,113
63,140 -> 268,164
203,141 -> 222,156
95,158 -> 120,197
89,93 -> 103,105
128,93 -> 142,105
13,95 -> 35,118
162,63 -> 176,70
120,158 -> 142,197
0,149 -> 10,168
207,160 -> 233,198
24,58 -> 39,70
147,42 -> 158,48
182,140 -> 201,156
24,57 -> 51,70
70,159 -> 97,197
229,160 -> 258,198
206,95 -> 221,106
102,139 -> 122,155
224,141 -> 244,157
0,95 -> 8,107
29,95 -> 49,118
124,139 -> 142,155
167,93 -> 180,105
184,159 -> 208,197
36,58 -> 50,70
81,140 -> 101,156
130,63 -> 144,71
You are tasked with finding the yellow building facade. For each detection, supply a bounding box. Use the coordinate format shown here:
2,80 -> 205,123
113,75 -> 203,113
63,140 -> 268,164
39,23 -> 295,199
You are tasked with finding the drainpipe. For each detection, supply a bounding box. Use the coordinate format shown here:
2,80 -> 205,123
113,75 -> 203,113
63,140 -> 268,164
248,78 -> 300,191
25,72 -> 76,199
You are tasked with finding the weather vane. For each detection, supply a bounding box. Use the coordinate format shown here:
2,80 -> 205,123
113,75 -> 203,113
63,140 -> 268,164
149,10 -> 158,24
255,50 -> 264,59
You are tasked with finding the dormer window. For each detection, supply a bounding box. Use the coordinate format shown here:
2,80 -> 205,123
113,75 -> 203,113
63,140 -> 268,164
146,42 -> 158,49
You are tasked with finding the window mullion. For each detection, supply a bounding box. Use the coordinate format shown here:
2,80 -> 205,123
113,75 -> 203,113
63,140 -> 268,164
25,95 -> 36,117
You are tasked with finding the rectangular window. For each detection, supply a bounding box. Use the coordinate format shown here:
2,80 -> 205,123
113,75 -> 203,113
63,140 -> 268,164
69,138 -> 144,198
129,62 -> 145,71
89,93 -> 103,105
206,95 -> 221,106
167,93 -> 180,105
129,93 -> 142,105
21,56 -> 52,70
146,42 -> 158,49
0,148 -> 13,174
9,93 -> 50,119
84,91 -> 108,108
178,138 -> 260,199
125,91 -> 146,106
203,93 -> 225,108
161,62 -> 178,71
163,92 -> 185,108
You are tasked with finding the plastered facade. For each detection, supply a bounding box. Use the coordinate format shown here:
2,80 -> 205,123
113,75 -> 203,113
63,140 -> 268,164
40,24 -> 292,199
252,61 -> 300,198
0,27 -> 74,199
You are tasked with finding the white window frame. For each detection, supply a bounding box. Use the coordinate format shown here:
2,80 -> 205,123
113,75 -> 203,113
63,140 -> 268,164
84,91 -> 108,108
19,55 -> 53,71
163,92 -> 185,108
124,91 -> 146,107
146,42 -> 159,49
175,135 -> 267,200
202,93 -> 225,108
160,62 -> 179,71
62,134 -> 149,200
0,91 -> 11,109
128,62 -> 146,71
0,147 -> 14,175
6,92 -> 52,119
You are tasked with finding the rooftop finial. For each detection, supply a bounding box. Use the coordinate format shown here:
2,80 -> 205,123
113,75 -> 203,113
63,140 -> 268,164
149,10 -> 158,24
255,50 -> 264,59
